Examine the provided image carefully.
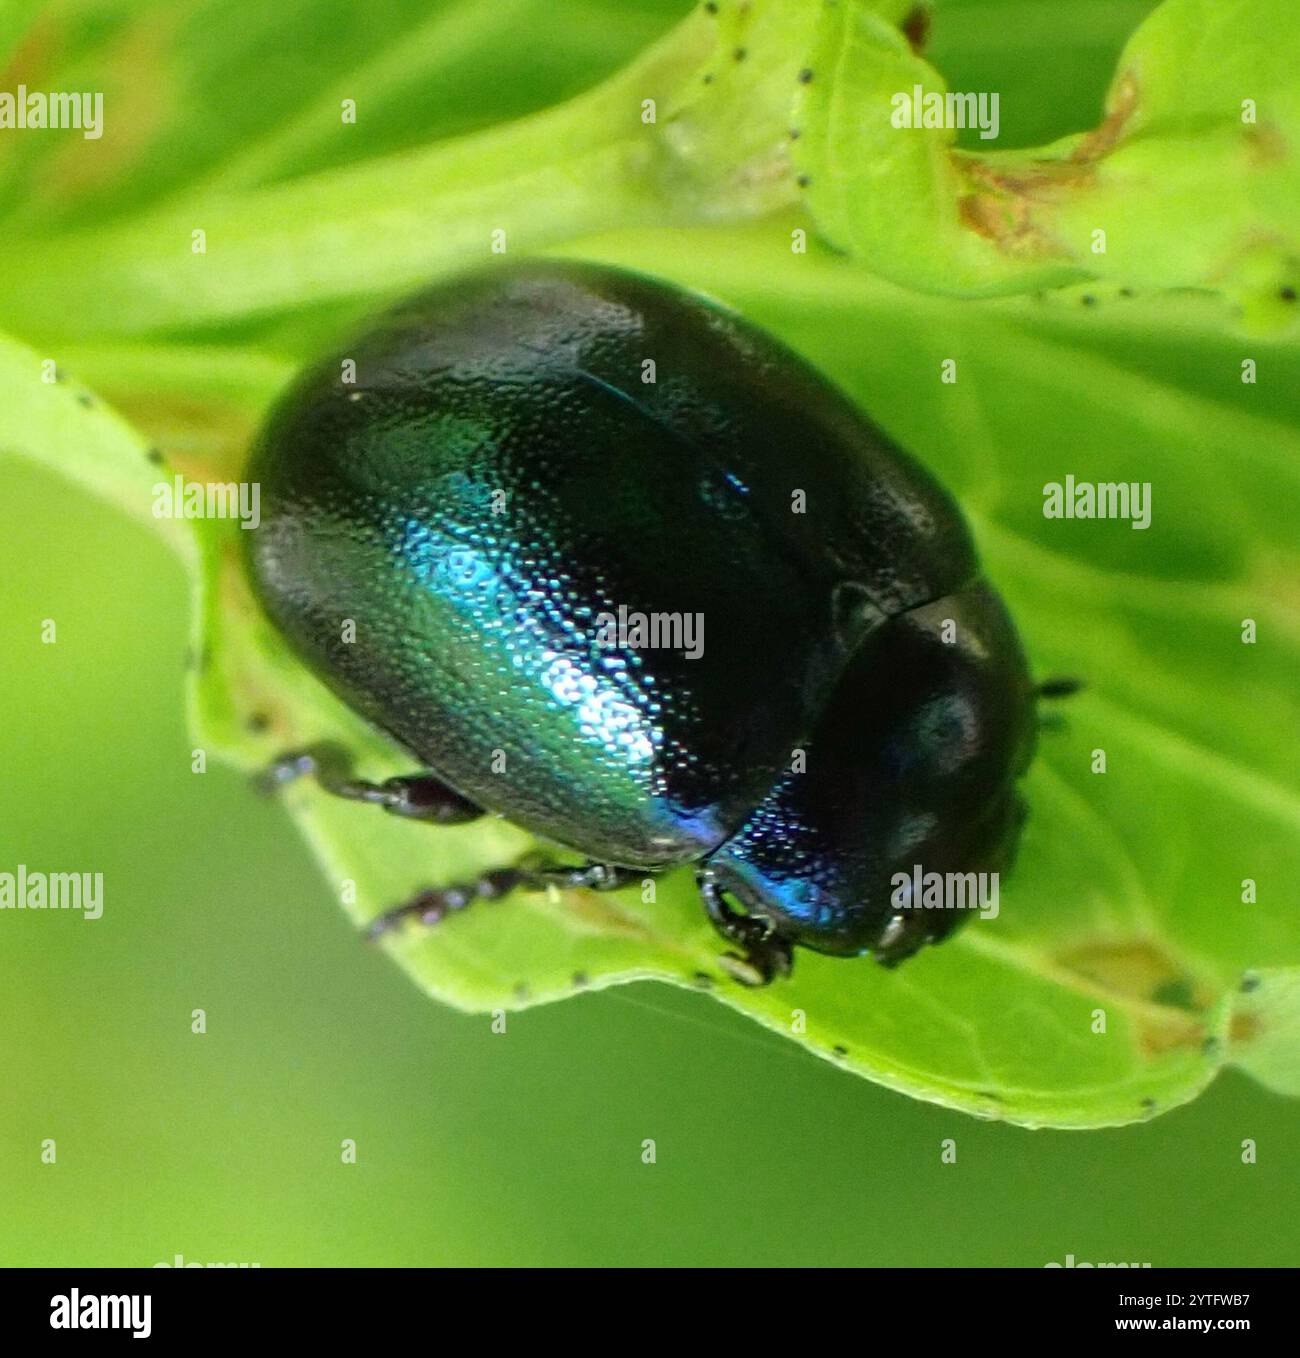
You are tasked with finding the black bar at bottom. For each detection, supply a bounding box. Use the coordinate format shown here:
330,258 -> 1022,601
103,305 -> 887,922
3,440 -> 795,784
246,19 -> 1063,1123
0,1265 -> 1290,1342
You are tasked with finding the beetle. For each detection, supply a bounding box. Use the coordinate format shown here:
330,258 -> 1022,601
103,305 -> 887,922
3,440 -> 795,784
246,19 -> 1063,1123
244,259 -> 1054,983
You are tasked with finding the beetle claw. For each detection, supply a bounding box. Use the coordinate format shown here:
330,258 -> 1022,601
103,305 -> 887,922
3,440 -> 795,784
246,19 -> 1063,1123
747,936 -> 795,986
721,936 -> 794,987
699,870 -> 794,984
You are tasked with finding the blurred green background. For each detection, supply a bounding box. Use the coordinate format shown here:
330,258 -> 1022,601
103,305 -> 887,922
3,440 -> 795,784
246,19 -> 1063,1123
1,0 -> 1297,1266
0,465 -> 1295,1267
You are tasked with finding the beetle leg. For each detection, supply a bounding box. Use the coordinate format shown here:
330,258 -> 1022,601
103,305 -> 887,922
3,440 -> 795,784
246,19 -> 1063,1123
364,861 -> 643,940
870,912 -> 932,969
697,870 -> 793,986
529,862 -> 645,893
257,743 -> 484,824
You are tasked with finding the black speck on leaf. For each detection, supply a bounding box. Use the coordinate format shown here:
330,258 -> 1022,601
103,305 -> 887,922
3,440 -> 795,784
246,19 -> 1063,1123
901,5 -> 931,54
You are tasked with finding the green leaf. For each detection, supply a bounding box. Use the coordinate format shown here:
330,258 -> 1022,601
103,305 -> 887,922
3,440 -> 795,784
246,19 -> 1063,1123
0,0 -> 688,230
1231,970 -> 1300,1097
0,0 -> 806,337
10,208 -> 1296,1126
0,329 -> 194,564
2,0 -> 1296,1128
792,0 -> 1300,327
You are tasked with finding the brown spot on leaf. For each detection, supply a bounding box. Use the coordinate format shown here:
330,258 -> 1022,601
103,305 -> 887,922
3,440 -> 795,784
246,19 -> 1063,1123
113,393 -> 258,484
958,193 -> 1009,243
0,13 -> 65,97
1244,124 -> 1286,166
956,70 -> 1141,261
1056,938 -> 1210,1009
1229,1009 -> 1262,1044
1053,937 -> 1212,1058
38,11 -> 184,205
1071,71 -> 1140,163
1136,1013 -> 1206,1058
957,159 -> 1090,259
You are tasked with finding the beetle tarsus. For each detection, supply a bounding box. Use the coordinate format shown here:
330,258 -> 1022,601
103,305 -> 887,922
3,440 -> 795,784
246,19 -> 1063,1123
698,871 -> 794,986
365,860 -> 642,940
258,743 -> 483,824
535,862 -> 644,893
366,867 -> 523,939
729,936 -> 794,986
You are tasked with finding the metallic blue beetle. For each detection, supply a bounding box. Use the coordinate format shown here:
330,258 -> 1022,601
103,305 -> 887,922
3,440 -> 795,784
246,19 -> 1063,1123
245,261 -> 1041,982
